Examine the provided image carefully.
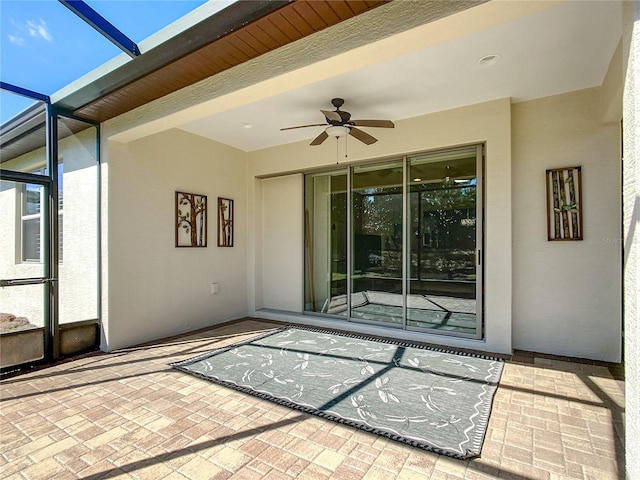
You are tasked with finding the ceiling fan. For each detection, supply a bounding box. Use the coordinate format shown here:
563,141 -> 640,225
280,98 -> 394,146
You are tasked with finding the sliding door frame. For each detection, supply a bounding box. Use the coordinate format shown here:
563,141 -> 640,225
303,143 -> 484,340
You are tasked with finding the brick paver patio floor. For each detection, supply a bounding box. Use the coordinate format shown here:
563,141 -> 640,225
0,319 -> 625,479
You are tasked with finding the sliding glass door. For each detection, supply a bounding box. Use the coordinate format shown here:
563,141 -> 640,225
304,145 -> 483,339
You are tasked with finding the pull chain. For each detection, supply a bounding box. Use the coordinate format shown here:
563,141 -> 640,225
345,132 -> 348,159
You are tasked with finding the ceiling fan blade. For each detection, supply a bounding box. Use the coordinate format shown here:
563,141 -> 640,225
321,110 -> 342,122
280,123 -> 326,131
351,119 -> 394,128
310,130 -> 329,146
349,127 -> 377,145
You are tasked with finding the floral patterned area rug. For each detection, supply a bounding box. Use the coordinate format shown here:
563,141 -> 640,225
171,326 -> 504,459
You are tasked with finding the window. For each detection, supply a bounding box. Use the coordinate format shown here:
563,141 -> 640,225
21,181 -> 43,261
20,163 -> 63,262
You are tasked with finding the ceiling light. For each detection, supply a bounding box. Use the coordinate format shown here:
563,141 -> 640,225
326,125 -> 349,138
240,123 -> 254,129
477,54 -> 501,67
413,178 -> 422,182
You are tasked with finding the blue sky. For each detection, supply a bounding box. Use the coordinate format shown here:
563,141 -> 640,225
1,0 -> 208,122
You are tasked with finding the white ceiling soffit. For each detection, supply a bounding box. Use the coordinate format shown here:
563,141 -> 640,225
178,0 -> 621,152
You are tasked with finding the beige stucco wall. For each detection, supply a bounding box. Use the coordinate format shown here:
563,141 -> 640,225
102,129 -> 248,350
512,88 -> 622,363
248,98 -> 513,356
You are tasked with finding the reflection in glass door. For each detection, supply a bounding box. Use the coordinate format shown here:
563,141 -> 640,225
351,162 -> 404,325
407,147 -> 481,336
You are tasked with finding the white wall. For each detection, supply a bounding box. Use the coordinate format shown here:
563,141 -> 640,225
103,129 -> 248,350
512,88 -> 621,362
248,98 -> 513,356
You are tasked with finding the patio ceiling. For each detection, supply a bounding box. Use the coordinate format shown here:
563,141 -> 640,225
174,0 -> 622,152
46,0 -> 622,155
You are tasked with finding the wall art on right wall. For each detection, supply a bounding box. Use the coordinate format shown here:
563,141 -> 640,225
218,197 -> 234,247
546,166 -> 582,241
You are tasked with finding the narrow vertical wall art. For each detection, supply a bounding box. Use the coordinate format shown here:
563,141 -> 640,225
176,191 -> 207,247
546,167 -> 582,241
218,197 -> 234,247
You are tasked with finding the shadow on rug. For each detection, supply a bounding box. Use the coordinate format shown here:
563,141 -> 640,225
171,326 -> 503,459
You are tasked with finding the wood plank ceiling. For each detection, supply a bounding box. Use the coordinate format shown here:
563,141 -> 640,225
72,0 -> 389,123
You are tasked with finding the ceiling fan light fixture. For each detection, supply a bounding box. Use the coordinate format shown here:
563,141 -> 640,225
325,125 -> 349,138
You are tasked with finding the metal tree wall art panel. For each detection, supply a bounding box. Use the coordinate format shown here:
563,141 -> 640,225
218,197 -> 234,247
176,192 -> 207,247
546,167 -> 582,241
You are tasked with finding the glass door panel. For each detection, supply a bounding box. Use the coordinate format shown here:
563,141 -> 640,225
304,170 -> 348,315
408,148 -> 480,336
351,162 -> 404,325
